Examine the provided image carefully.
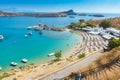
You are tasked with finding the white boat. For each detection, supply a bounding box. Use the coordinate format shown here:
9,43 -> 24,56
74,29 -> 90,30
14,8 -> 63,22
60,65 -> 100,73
0,35 -> 4,40
48,53 -> 55,57
11,62 -> 17,66
27,26 -> 34,30
24,34 -> 28,38
0,67 -> 2,70
21,58 -> 28,63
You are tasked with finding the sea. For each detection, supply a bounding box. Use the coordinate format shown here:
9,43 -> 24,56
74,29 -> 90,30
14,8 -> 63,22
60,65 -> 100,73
0,13 -> 120,72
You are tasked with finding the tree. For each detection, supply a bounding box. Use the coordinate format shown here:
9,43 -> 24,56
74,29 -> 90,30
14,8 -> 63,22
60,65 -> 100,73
69,22 -> 76,28
78,53 -> 85,59
99,20 -> 112,29
54,51 -> 62,60
86,22 -> 96,28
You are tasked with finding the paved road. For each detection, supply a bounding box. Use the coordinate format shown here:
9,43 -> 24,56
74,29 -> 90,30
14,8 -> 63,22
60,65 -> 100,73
36,52 -> 102,80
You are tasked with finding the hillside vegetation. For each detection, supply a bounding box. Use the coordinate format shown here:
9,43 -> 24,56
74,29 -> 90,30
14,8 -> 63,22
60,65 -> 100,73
69,17 -> 120,29
87,17 -> 120,29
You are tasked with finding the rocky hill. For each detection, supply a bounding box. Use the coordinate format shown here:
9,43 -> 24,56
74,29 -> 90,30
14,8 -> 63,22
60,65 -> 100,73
60,9 -> 77,15
0,10 -> 77,17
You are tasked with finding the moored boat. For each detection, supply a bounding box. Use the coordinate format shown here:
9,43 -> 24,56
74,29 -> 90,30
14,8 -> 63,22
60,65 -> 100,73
27,26 -> 34,30
48,53 -> 55,57
11,62 -> 17,66
21,58 -> 28,63
24,34 -> 28,38
0,35 -> 4,40
0,67 -> 2,70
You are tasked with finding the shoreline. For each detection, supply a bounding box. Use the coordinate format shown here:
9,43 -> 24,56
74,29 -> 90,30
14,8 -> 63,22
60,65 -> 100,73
0,28 -> 81,72
1,29 -> 107,80
0,29 -> 83,80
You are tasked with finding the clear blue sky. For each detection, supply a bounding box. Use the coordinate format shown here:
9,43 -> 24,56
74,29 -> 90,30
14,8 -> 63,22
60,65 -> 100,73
0,0 -> 120,13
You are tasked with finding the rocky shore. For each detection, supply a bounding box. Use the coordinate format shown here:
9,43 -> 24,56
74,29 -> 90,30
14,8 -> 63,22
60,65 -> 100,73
27,23 -> 66,32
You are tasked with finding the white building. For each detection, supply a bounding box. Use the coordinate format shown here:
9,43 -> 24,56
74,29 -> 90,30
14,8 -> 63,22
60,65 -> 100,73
82,26 -> 120,40
88,27 -> 103,35
106,28 -> 120,37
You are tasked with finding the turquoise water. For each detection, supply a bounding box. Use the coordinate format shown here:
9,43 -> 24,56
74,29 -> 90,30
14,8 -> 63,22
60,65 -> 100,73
0,13 -> 120,72
0,16 -> 83,72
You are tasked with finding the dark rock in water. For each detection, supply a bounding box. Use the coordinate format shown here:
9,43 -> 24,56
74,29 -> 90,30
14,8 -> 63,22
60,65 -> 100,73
61,9 -> 77,15
39,30 -> 42,34
27,32 -> 32,36
79,13 -> 87,16
89,14 -> 104,17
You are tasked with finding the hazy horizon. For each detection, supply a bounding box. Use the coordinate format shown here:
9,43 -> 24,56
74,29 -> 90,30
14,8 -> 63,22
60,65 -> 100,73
0,0 -> 120,13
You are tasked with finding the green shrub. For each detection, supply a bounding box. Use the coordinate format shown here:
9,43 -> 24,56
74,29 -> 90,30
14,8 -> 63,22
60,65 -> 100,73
54,51 -> 62,60
78,53 -> 86,59
108,38 -> 120,50
86,22 -> 96,28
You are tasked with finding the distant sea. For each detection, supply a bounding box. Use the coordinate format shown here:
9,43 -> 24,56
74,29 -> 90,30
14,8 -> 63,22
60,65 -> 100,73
0,13 -> 120,72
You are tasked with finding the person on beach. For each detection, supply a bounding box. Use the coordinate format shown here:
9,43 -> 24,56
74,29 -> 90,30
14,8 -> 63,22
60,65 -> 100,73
76,72 -> 81,80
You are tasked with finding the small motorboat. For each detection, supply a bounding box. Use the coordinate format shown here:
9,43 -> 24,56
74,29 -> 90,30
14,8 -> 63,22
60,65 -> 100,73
11,62 -> 17,66
48,53 -> 55,57
21,58 -> 28,63
0,67 -> 2,70
27,26 -> 34,30
0,35 -> 4,40
24,34 -> 28,38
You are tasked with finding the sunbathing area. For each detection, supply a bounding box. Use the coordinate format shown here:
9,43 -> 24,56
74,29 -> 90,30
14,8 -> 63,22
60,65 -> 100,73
72,30 -> 108,57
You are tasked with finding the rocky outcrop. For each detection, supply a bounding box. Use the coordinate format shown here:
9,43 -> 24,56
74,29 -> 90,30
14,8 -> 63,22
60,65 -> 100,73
60,9 -> 77,15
